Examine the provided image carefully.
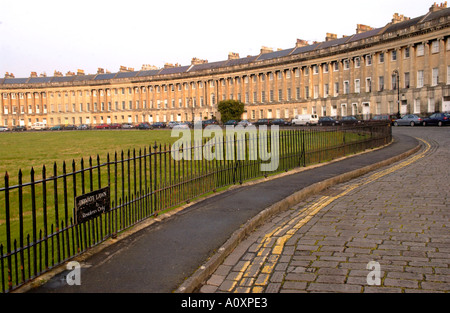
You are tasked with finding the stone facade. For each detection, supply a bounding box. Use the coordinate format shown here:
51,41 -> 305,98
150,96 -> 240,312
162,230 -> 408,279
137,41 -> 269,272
1,3 -> 450,127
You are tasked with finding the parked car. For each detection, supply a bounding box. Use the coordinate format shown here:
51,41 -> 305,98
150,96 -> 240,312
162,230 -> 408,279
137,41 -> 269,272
237,120 -> 253,127
339,116 -> 362,125
203,119 -> 219,127
137,122 -> 153,130
292,114 -> 319,126
173,122 -> 190,129
370,115 -> 392,123
0,126 -> 10,132
393,114 -> 423,126
271,118 -> 291,126
224,120 -> 239,126
318,116 -> 340,126
50,125 -> 63,130
253,119 -> 272,126
121,123 -> 134,129
422,113 -> 450,127
167,121 -> 179,128
110,123 -> 122,129
12,126 -> 27,131
151,122 -> 166,129
64,124 -> 77,130
77,124 -> 90,130
30,122 -> 47,130
95,124 -> 110,129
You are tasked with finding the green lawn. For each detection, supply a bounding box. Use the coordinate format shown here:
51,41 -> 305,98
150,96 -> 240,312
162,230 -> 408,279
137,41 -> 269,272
0,129 -> 177,179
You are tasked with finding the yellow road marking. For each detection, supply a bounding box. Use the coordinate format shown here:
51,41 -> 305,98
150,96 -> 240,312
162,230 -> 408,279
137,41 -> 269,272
228,138 -> 431,292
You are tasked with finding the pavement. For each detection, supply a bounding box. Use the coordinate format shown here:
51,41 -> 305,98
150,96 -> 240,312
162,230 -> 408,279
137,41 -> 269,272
198,127 -> 450,293
23,127 -> 448,293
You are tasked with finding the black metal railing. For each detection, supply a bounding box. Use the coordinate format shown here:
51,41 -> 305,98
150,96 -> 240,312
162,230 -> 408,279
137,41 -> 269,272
0,123 -> 391,292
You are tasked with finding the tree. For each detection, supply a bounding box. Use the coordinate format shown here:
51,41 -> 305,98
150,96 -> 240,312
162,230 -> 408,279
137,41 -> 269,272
217,99 -> 245,123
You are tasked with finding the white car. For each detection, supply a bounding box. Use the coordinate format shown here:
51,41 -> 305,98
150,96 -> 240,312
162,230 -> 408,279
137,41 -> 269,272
0,126 -> 9,132
30,122 -> 47,130
173,123 -> 190,129
292,114 -> 319,126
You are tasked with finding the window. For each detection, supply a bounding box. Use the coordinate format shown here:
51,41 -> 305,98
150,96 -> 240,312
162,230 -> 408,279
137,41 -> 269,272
365,78 -> 372,93
324,84 -> 329,98
417,70 -> 424,88
278,89 -> 283,101
355,79 -> 360,93
366,55 -> 372,66
305,86 -> 309,99
355,57 -> 360,68
404,47 -> 410,58
391,74 -> 397,90
417,44 -> 425,56
404,72 -> 410,88
334,82 -> 339,96
323,64 -> 329,73
414,99 -> 421,114
313,85 -> 319,99
344,81 -> 349,94
379,76 -> 384,91
447,66 -> 450,84
270,90 -> 274,102
313,65 -> 319,74
333,62 -> 339,71
304,67 -> 309,76
391,50 -> 397,61
431,40 -> 439,54
432,68 -> 439,86
343,59 -> 349,70
379,52 -> 384,63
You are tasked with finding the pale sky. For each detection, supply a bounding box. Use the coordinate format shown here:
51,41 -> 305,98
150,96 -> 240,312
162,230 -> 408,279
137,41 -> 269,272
0,0 -> 436,78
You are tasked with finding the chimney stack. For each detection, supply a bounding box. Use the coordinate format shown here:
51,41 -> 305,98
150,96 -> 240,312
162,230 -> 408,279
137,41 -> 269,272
325,33 -> 337,42
228,52 -> 240,60
356,24 -> 374,34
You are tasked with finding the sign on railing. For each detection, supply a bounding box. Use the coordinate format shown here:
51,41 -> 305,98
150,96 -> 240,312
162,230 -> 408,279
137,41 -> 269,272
75,187 -> 111,224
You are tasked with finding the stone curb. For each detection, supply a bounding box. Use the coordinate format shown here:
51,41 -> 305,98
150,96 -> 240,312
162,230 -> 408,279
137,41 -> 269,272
174,140 -> 422,293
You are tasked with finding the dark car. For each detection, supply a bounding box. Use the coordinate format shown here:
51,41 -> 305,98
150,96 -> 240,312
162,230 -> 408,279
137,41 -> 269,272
64,124 -> 77,130
253,119 -> 272,126
339,116 -> 362,125
203,119 -> 219,127
422,113 -> 450,127
393,114 -> 423,127
12,125 -> 26,131
318,116 -> 340,126
151,122 -> 166,129
271,118 -> 291,126
50,125 -> 63,131
224,120 -> 238,126
137,122 -> 153,130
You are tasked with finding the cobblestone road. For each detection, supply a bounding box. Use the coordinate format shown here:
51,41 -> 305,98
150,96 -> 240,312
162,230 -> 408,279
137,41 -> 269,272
199,127 -> 449,293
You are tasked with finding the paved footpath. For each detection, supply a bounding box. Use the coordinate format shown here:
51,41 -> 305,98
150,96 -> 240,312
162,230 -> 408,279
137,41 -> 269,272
198,127 -> 450,293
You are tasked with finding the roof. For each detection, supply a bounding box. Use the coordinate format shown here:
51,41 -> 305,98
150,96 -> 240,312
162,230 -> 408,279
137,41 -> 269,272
256,48 -> 295,61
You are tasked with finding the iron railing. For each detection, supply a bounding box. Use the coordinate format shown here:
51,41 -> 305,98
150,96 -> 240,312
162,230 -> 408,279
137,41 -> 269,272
0,123 -> 391,292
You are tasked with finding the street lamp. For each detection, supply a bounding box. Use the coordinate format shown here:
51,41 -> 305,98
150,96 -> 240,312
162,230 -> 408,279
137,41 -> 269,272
393,69 -> 400,118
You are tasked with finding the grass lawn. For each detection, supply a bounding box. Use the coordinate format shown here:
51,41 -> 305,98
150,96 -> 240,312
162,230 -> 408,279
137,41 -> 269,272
0,129 -> 177,178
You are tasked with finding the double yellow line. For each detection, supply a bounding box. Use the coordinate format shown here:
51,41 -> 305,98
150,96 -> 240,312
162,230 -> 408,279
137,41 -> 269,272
228,138 -> 430,292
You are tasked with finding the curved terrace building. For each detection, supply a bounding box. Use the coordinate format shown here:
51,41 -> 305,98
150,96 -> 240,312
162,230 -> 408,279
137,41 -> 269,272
1,3 -> 450,128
